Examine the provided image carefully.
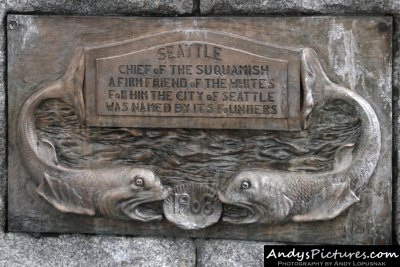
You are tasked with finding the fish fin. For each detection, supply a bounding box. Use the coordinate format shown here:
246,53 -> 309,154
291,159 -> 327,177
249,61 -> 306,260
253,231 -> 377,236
36,173 -> 95,216
333,143 -> 355,172
61,48 -> 85,124
37,137 -> 59,167
291,181 -> 359,222
273,194 -> 293,222
300,48 -> 332,129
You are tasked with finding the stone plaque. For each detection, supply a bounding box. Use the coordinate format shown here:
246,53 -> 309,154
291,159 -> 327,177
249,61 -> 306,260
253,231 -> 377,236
7,16 -> 392,244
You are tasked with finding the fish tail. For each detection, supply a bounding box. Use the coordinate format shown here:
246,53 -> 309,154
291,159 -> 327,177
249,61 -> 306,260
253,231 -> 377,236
17,48 -> 85,185
300,48 -> 331,129
59,48 -> 86,124
300,48 -> 381,195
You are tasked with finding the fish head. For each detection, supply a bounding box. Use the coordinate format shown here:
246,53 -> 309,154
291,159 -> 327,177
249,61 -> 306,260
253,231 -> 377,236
96,167 -> 171,222
218,170 -> 263,224
218,170 -> 293,224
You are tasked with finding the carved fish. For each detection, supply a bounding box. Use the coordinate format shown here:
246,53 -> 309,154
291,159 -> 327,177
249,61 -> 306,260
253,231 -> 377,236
218,48 -> 381,224
17,48 -> 171,222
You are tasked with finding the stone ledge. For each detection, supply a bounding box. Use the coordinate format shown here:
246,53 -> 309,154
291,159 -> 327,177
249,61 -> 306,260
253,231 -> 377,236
394,17 -> 400,245
6,0 -> 193,16
0,0 -> 7,230
195,239 -> 282,267
0,233 -> 196,266
200,0 -> 400,15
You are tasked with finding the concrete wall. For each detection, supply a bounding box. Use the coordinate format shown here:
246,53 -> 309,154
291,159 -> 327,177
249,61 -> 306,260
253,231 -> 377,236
0,1 -> 399,266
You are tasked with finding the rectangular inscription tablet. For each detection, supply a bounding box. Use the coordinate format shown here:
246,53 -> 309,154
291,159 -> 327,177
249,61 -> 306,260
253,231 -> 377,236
97,44 -> 287,118
85,30 -> 300,130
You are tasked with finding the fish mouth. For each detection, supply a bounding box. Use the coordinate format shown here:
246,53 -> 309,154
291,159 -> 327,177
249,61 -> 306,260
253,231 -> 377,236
123,200 -> 163,222
222,202 -> 257,224
121,187 -> 171,222
218,192 -> 258,224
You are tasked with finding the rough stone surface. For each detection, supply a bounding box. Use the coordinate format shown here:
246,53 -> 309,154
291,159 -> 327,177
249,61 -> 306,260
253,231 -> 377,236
200,0 -> 400,15
394,17 -> 400,245
0,233 -> 196,266
6,0 -> 193,15
196,239 -> 281,267
1,0 -> 7,230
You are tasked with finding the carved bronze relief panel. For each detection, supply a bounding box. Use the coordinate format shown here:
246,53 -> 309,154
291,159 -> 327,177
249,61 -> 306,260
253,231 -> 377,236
7,16 -> 392,244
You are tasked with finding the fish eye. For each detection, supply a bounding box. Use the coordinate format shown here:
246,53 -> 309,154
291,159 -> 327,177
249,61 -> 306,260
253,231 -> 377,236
134,176 -> 145,187
240,180 -> 251,190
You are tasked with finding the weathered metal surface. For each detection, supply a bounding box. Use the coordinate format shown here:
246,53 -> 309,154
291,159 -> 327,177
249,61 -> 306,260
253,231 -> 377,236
219,48 -> 381,225
7,16 -> 392,244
